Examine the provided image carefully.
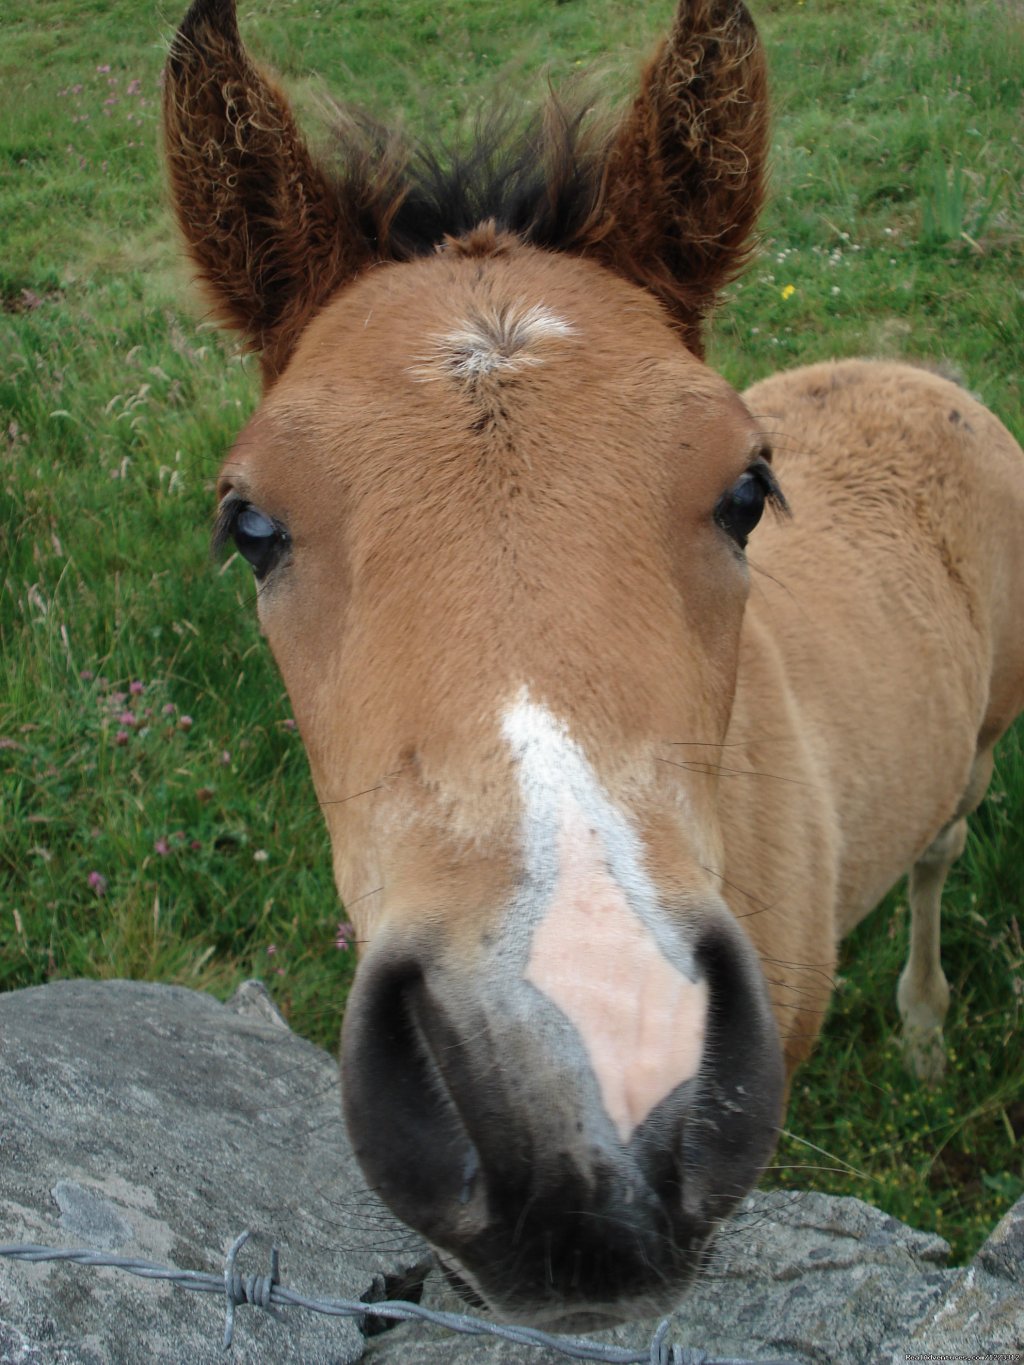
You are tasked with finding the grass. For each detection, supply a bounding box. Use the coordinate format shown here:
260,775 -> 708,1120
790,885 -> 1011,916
1,0 -> 1022,1265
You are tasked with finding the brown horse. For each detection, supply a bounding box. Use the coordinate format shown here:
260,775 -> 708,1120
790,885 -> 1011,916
164,0 -> 1024,1329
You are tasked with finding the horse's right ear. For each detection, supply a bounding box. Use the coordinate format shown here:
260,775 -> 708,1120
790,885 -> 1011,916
163,0 -> 374,383
583,0 -> 769,359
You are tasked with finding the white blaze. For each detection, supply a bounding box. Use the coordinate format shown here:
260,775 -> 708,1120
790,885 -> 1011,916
502,692 -> 708,1143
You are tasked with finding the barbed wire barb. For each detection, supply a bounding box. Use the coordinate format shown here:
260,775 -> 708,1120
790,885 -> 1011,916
222,1230 -> 284,1349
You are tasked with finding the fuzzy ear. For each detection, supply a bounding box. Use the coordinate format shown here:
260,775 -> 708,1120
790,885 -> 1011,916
587,0 -> 768,357
163,0 -> 375,382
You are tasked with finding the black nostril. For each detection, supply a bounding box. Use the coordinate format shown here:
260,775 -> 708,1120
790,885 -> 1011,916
699,921 -> 783,1098
341,959 -> 482,1239
459,1143 -> 480,1205
682,919 -> 785,1217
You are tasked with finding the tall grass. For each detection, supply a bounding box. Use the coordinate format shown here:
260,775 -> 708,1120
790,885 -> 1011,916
1,0 -> 1022,1261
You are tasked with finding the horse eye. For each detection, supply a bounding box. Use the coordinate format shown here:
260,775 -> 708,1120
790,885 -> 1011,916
232,504 -> 288,578
714,470 -> 768,550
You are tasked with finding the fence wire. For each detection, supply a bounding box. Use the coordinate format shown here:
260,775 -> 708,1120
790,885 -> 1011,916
0,1230 -> 799,1364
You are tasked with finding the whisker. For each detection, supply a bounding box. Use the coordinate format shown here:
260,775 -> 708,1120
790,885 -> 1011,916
700,863 -> 778,918
777,1129 -> 871,1180
657,755 -> 816,788
762,1164 -> 857,1175
319,764 -> 411,808
343,886 -> 384,909
760,954 -> 837,988
318,783 -> 384,808
763,975 -> 825,1001
662,738 -> 748,750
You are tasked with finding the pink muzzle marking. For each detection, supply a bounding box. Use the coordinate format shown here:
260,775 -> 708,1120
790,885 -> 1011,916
525,799 -> 708,1144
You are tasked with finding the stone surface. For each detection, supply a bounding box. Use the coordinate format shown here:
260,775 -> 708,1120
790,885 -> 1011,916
895,1195 -> 1024,1363
0,979 -> 426,1364
366,1193 -> 964,1365
0,980 -> 1021,1365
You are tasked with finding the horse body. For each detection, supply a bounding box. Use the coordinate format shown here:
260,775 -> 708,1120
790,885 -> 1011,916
164,0 -> 1024,1327
727,359 -> 1024,1074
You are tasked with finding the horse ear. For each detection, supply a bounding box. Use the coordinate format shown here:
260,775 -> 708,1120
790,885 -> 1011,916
163,0 -> 374,382
587,0 -> 768,358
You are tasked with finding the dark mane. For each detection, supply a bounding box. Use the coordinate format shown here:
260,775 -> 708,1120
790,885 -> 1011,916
326,94 -> 615,259
165,0 -> 768,374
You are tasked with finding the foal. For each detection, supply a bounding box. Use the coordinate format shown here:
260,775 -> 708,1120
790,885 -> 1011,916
164,0 -> 1024,1326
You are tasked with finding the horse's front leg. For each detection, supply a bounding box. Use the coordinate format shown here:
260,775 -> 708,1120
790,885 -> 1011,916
897,748 -> 994,1082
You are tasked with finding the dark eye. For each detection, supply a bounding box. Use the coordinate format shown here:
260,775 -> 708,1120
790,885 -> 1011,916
714,460 -> 785,550
214,499 -> 290,579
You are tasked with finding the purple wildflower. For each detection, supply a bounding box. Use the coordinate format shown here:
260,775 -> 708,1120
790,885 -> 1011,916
335,921 -> 356,951
87,871 -> 107,896
154,838 -> 170,856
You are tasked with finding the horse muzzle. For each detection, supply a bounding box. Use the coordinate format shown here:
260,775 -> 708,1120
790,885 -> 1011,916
340,902 -> 784,1325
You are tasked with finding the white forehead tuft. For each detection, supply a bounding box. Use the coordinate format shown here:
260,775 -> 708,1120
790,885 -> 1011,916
413,304 -> 577,382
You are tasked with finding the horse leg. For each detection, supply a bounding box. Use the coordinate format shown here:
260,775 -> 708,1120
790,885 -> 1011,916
897,749 -> 994,1082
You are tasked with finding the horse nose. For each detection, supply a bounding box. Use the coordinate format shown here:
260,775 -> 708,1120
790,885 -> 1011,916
340,911 -> 783,1319
340,950 -> 683,1310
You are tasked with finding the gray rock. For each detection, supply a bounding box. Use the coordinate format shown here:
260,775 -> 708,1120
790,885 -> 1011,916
363,1192 -> 961,1365
895,1195 -> 1024,1362
0,979 -> 427,1364
0,980 -> 1021,1365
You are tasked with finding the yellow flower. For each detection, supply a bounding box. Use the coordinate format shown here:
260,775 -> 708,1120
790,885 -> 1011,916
781,284 -> 796,300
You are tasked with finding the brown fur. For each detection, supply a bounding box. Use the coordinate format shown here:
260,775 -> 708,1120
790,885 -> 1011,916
164,0 -> 1024,1321
731,360 -> 1024,1072
212,249 -> 1024,1078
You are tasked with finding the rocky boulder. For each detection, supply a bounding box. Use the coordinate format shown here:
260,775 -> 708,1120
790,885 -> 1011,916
0,980 -> 1021,1364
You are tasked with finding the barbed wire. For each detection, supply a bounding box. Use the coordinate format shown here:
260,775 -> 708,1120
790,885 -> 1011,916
0,1230 -> 799,1364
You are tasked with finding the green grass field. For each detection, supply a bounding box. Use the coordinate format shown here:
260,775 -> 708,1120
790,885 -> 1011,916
1,0 -> 1022,1263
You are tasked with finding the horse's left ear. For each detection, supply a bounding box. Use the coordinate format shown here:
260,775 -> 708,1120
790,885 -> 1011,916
585,0 -> 768,358
164,0 -> 376,383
